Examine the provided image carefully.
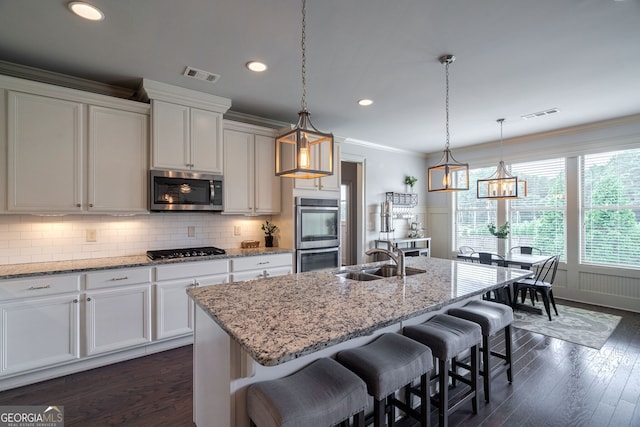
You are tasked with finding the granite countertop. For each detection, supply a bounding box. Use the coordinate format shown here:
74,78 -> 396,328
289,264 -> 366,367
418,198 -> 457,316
188,257 -> 532,367
0,247 -> 294,280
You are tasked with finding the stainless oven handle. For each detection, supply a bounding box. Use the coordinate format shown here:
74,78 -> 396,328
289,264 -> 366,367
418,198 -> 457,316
210,180 -> 215,204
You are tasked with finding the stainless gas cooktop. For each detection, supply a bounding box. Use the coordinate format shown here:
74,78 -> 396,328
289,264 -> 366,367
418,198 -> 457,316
146,246 -> 226,260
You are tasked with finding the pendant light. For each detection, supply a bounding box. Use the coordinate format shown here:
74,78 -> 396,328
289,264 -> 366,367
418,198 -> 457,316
477,119 -> 527,199
428,55 -> 469,192
275,0 -> 334,179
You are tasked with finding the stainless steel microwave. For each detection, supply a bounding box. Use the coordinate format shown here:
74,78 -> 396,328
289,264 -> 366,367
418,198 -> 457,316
150,170 -> 223,212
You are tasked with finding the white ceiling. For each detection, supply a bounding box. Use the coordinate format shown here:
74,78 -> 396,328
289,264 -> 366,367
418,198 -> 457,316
1,0 -> 639,153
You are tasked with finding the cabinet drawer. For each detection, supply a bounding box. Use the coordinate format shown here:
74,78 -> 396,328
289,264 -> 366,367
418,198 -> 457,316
86,267 -> 152,289
0,274 -> 81,301
155,260 -> 229,281
231,253 -> 293,272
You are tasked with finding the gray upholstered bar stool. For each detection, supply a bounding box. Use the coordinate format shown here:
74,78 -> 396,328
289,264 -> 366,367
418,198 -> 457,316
403,314 -> 482,427
448,299 -> 514,403
246,357 -> 368,427
336,333 -> 433,427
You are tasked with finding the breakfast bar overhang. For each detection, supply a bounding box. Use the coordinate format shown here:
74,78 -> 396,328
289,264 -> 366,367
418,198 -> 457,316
187,257 -> 532,427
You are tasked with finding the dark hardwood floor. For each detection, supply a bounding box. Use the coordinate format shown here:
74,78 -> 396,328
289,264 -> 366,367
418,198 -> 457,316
0,299 -> 638,427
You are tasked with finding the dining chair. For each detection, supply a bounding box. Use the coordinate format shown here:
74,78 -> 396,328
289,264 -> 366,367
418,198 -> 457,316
473,252 -> 510,304
512,255 -> 559,320
458,246 -> 475,260
509,246 -> 542,255
476,252 -> 506,267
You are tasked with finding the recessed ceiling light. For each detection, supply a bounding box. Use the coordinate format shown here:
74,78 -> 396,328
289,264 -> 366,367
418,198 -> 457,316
68,2 -> 105,21
358,99 -> 374,106
246,61 -> 268,72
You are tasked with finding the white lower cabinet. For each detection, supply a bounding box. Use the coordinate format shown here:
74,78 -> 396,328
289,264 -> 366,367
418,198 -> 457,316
230,253 -> 294,282
154,260 -> 229,340
0,274 -> 81,376
84,267 -> 153,356
0,295 -> 80,375
84,284 -> 152,356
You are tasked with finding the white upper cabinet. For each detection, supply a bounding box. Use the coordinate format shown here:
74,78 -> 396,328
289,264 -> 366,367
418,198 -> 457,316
223,121 -> 281,215
88,106 -> 148,213
295,142 -> 341,192
151,101 -> 223,173
140,79 -> 231,175
8,91 -> 83,212
3,75 -> 150,214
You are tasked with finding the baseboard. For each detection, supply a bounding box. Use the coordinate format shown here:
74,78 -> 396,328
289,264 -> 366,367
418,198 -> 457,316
0,335 -> 193,392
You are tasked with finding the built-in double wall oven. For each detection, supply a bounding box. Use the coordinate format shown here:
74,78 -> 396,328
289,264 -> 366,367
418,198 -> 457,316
295,197 -> 340,272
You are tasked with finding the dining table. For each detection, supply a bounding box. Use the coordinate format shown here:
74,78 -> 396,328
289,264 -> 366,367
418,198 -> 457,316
457,252 -> 552,270
456,252 -> 554,315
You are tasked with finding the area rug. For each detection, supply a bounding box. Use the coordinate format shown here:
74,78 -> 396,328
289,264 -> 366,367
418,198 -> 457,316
512,304 -> 621,350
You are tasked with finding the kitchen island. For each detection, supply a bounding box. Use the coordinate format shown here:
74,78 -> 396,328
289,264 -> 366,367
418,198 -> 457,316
187,256 -> 532,427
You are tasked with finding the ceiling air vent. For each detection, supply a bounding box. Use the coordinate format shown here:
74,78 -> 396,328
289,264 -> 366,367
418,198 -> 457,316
183,66 -> 220,83
521,108 -> 560,120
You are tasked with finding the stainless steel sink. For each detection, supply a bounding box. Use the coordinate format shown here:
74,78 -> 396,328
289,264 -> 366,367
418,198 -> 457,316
336,265 -> 426,281
364,265 -> 426,277
335,271 -> 383,281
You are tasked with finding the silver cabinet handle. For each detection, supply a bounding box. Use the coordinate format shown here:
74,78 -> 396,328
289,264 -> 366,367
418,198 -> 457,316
109,276 -> 129,281
73,299 -> 79,303
87,297 -> 92,301
27,285 -> 51,290
257,261 -> 270,265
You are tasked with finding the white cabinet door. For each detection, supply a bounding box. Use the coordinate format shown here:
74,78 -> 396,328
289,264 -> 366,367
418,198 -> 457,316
152,100 -> 223,174
294,142 -> 341,192
191,108 -> 223,174
88,106 -> 148,213
318,142 -> 340,191
152,100 -> 190,171
230,253 -> 293,282
0,295 -> 80,375
223,129 -> 254,214
155,273 -> 227,340
254,134 -> 281,214
7,91 -> 83,212
264,265 -> 294,279
84,284 -> 152,356
223,123 -> 280,215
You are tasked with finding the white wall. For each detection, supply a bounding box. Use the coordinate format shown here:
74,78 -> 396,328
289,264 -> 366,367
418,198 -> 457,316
0,213 -> 270,265
341,140 -> 428,252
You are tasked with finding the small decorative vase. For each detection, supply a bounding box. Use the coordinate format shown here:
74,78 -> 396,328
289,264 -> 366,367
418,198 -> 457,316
265,235 -> 274,247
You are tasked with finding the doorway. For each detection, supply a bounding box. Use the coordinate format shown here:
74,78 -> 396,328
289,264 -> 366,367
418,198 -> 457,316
341,157 -> 364,266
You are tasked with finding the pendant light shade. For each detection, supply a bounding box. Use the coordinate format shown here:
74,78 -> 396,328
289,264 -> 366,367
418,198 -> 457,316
275,0 -> 334,179
477,119 -> 527,199
428,55 -> 469,192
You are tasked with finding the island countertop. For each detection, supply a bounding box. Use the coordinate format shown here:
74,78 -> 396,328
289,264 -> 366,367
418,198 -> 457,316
188,256 -> 532,367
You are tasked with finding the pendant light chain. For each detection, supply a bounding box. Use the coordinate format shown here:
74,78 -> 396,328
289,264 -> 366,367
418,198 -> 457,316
498,118 -> 504,161
445,59 -> 450,151
300,0 -> 307,112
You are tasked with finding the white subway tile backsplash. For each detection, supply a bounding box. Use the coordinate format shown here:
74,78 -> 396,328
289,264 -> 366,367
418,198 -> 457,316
0,213 -> 272,265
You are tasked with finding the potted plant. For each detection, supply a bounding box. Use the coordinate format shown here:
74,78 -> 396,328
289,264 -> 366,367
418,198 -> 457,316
404,175 -> 418,193
261,220 -> 278,247
487,221 -> 510,239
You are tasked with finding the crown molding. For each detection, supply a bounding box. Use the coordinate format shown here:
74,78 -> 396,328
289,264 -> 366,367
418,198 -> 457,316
0,61 -> 136,99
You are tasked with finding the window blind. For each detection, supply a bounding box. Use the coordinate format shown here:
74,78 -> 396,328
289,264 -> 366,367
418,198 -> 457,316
509,158 -> 566,260
581,148 -> 640,268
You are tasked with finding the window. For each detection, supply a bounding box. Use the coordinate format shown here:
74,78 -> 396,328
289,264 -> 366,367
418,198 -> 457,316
581,148 -> 640,268
509,158 -> 566,259
454,158 -> 567,259
454,166 -> 498,252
